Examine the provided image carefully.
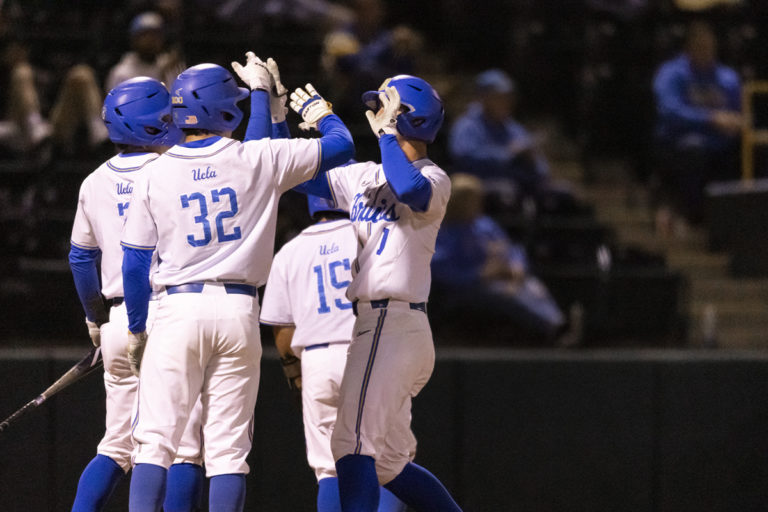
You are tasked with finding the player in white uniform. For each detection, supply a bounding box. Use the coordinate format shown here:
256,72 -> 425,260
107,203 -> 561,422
120,59 -> 354,511
69,77 -> 206,512
290,75 -> 462,511
260,194 -> 406,512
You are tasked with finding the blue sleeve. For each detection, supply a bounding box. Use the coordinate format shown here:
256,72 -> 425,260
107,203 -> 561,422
653,62 -> 712,129
122,247 -> 153,333
290,114 -> 354,199
292,173 -> 333,199
69,244 -> 108,325
317,114 -> 355,173
244,90 -> 271,142
271,120 -> 291,139
379,134 -> 431,212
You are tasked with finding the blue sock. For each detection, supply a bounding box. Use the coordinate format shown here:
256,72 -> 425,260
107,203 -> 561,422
378,487 -> 407,512
336,454 -> 380,512
164,463 -> 204,512
384,462 -> 461,512
209,473 -> 246,512
129,463 -> 167,512
317,477 -> 342,512
71,454 -> 125,511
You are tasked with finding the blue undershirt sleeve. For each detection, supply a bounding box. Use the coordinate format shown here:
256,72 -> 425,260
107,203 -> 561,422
291,114 -> 354,199
121,247 -> 153,333
69,244 -> 108,325
379,134 -> 432,212
271,120 -> 291,139
243,90 -> 271,142
317,114 -> 355,173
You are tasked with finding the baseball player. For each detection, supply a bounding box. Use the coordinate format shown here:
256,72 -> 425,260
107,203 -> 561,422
120,59 -> 354,511
69,77 -> 206,512
260,194 -> 406,512
290,75 -> 462,511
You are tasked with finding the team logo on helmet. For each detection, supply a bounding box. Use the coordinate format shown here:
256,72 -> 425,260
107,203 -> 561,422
184,115 -> 198,124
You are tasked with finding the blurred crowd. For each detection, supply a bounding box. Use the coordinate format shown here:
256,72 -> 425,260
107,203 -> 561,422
1,0 -> 765,347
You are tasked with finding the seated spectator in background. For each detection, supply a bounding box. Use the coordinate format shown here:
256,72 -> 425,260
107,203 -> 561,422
449,69 -> 577,216
430,173 -> 568,346
49,63 -> 109,157
0,37 -> 50,157
651,19 -> 742,235
105,11 -> 185,93
320,0 -> 425,118
0,36 -> 107,159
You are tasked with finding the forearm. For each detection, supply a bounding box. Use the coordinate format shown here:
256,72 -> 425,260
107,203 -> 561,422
271,120 -> 291,139
244,90 -> 272,142
69,245 -> 108,325
273,325 -> 297,358
121,247 -> 153,333
379,134 -> 431,211
317,114 -> 355,173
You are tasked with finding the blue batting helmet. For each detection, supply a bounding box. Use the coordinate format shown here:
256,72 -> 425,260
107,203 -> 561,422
307,194 -> 347,220
362,75 -> 444,143
102,76 -> 182,147
170,63 -> 249,133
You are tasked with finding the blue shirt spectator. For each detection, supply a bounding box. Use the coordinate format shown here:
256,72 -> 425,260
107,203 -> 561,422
429,173 -> 566,345
653,51 -> 741,152
449,69 -> 551,206
650,20 -> 743,231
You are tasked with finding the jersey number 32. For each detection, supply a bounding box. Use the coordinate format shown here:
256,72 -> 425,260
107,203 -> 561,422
180,187 -> 242,247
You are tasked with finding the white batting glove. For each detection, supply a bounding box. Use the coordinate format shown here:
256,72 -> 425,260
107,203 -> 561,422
85,319 -> 101,347
231,51 -> 271,92
127,331 -> 148,377
266,58 -> 289,124
365,86 -> 400,139
290,83 -> 334,131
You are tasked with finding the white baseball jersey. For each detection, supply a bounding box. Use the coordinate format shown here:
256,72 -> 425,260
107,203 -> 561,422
325,159 -> 451,303
71,153 -> 159,299
260,219 -> 357,352
121,136 -> 321,286
124,135 -> 322,477
260,218 -> 358,482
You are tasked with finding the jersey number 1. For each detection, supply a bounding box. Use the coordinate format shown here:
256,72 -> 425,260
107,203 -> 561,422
180,187 -> 242,247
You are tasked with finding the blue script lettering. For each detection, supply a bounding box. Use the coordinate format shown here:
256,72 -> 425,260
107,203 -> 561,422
319,243 -> 340,255
116,182 -> 133,195
349,193 -> 399,223
192,166 -> 217,181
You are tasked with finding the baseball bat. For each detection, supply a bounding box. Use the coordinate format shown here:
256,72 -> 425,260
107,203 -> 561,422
0,346 -> 103,433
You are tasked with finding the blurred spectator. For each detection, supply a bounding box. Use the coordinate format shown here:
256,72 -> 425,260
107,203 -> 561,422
448,68 -> 579,216
49,63 -> 109,157
210,0 -> 353,28
319,0 -> 426,117
651,19 -> 742,235
430,173 -> 568,346
0,36 -> 107,160
104,11 -> 185,93
0,38 -> 50,157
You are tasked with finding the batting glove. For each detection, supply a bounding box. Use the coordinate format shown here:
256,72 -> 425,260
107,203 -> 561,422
280,353 -> 302,409
365,86 -> 400,139
266,57 -> 289,124
289,83 -> 334,131
231,51 -> 271,92
127,331 -> 148,377
85,319 -> 101,348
